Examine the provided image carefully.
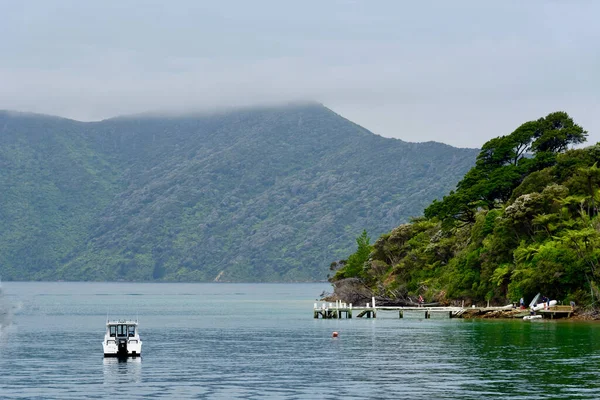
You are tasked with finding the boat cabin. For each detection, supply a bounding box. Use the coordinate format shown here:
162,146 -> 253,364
108,322 -> 137,338
103,319 -> 142,357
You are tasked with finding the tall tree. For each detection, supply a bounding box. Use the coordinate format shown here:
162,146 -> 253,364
532,111 -> 587,154
426,111 -> 586,226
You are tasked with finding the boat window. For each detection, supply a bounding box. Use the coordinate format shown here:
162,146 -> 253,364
117,324 -> 127,336
109,326 -> 116,337
128,325 -> 135,337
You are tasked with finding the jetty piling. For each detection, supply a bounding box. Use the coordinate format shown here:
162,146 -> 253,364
313,300 -> 354,319
314,300 -> 575,320
313,301 -> 467,319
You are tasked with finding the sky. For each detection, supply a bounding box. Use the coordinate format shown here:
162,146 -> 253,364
0,0 -> 598,148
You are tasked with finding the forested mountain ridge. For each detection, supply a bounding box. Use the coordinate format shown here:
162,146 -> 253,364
331,111 -> 600,307
0,104 -> 478,282
0,111 -> 123,279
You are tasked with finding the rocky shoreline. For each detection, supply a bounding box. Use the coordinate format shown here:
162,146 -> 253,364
321,278 -> 597,320
462,308 -> 600,320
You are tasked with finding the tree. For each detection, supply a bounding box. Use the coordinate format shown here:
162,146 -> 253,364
330,230 -> 373,281
424,191 -> 476,225
426,112 -> 586,227
509,121 -> 538,165
569,163 -> 600,217
531,112 -> 587,154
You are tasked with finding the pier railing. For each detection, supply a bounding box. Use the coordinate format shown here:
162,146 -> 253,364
314,297 -> 466,319
313,298 -> 575,320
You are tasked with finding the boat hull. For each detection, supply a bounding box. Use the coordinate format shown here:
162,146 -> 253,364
532,300 -> 557,311
103,340 -> 142,357
103,352 -> 142,358
523,315 -> 543,320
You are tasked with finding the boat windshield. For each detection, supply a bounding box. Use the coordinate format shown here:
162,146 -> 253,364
117,324 -> 128,337
107,323 -> 137,337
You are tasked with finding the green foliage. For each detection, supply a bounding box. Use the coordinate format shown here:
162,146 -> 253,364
530,111 -> 587,154
425,112 -> 587,227
0,105 -> 478,282
332,230 -> 372,280
340,111 -> 600,307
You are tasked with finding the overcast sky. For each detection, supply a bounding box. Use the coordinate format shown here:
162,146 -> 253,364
1,0 -> 598,148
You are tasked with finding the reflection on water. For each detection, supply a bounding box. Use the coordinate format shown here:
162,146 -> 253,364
2,282 -> 600,399
103,357 -> 142,385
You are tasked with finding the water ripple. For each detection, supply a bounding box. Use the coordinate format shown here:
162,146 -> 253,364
1,283 -> 600,399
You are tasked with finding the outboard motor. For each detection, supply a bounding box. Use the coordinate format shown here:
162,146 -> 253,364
117,338 -> 128,356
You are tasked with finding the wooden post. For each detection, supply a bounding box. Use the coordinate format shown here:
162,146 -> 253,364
372,297 -> 377,318
399,310 -> 403,318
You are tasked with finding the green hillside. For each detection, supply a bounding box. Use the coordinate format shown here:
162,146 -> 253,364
0,111 -> 123,279
0,104 -> 477,281
331,111 -> 600,307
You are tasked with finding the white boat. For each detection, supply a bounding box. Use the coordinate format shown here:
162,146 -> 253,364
531,300 -> 557,311
103,319 -> 142,357
523,315 -> 543,320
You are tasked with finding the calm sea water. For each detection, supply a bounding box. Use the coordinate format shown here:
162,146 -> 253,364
1,282 -> 600,399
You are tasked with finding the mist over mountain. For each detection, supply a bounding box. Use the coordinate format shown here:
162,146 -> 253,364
0,104 -> 477,281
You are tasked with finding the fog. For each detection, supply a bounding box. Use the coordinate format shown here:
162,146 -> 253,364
1,0 -> 599,147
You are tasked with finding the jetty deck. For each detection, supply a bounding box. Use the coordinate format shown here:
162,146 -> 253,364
314,297 -> 468,319
535,305 -> 573,319
314,298 -> 574,319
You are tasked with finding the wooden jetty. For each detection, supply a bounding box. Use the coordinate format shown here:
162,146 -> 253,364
535,305 -> 573,319
314,297 -> 467,319
313,297 -> 576,320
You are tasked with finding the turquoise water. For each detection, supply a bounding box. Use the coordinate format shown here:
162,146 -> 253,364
1,282 -> 600,399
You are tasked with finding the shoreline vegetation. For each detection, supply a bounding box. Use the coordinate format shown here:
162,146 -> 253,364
325,111 -> 600,319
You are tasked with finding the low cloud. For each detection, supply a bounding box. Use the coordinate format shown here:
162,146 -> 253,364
1,1 -> 599,148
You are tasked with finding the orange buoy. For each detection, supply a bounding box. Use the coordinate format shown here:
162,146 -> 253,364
332,331 -> 339,338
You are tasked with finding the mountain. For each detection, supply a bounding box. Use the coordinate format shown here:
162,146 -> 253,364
0,104 -> 478,281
